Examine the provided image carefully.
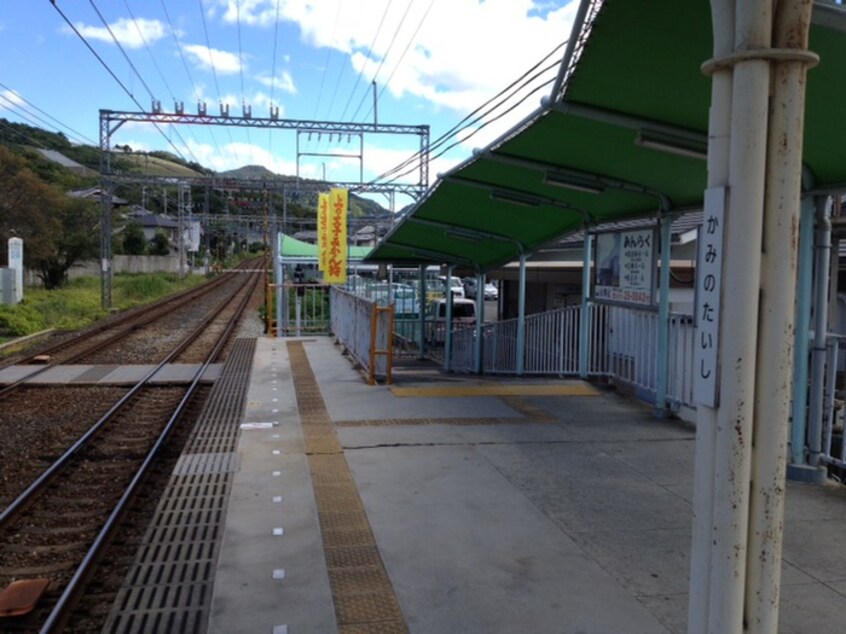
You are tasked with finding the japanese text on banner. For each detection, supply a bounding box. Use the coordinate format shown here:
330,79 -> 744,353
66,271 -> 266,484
317,192 -> 329,272
324,188 -> 348,284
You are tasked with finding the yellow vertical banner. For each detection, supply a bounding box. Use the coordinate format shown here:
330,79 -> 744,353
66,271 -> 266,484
324,188 -> 348,284
317,192 -> 330,272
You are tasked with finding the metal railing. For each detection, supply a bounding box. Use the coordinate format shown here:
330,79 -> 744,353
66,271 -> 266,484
330,287 -> 393,383
277,283 -> 331,336
443,302 -> 697,411
330,288 -> 698,411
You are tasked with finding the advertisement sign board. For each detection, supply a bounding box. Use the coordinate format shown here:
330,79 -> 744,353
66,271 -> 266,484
594,228 -> 655,306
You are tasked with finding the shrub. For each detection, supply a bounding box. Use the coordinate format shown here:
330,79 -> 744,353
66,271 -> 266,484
0,302 -> 46,335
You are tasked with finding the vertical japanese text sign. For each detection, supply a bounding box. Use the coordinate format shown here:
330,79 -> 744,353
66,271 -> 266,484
324,188 -> 348,284
317,192 -> 330,272
7,237 -> 23,304
693,187 -> 726,407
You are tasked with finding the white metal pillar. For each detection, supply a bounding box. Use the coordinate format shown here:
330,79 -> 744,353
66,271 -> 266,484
418,265 -> 427,360
579,231 -> 592,379
807,196 -> 832,468
789,197 -> 816,466
516,254 -> 527,376
656,212 -> 672,412
444,264 -> 455,372
747,3 -> 815,627
474,272 -> 485,373
689,2 -> 816,633
275,233 -> 283,339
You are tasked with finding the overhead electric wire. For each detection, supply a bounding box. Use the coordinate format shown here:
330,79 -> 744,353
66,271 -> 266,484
336,0 -> 393,123
158,0 -> 224,159
324,0 -> 366,121
375,43 -> 565,181
268,0 -> 282,154
0,118 -> 51,149
49,2 -> 141,109
380,74 -> 558,185
123,0 -> 214,163
0,96 -> 56,138
311,3 -> 345,124
123,0 -> 171,98
234,0 -> 255,164
371,41 -> 566,184
88,0 -> 156,101
196,0 -> 224,104
381,56 -> 562,181
49,0 -> 197,165
307,0 -> 345,157
0,81 -> 97,145
348,0 -> 415,122
88,0 -> 202,165
197,0 -> 247,168
360,0 -> 436,123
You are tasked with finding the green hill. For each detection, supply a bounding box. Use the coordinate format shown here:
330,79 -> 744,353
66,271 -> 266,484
219,165 -> 391,219
0,119 -> 391,219
118,151 -> 206,177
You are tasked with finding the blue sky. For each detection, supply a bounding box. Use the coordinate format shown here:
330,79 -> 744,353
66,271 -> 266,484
0,1 -> 576,209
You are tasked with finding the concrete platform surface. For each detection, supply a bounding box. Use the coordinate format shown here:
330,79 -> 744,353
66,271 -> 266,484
209,336 -> 846,633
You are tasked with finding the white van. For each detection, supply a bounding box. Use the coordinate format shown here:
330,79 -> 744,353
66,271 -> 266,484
426,298 -> 476,343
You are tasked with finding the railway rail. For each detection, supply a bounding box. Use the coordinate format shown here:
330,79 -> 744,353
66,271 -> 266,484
0,261 -> 260,401
0,262 -> 262,632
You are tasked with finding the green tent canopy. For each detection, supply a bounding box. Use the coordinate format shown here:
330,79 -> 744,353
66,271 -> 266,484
278,233 -> 372,261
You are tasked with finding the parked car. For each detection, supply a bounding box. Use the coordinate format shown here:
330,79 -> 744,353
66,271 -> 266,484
438,275 -> 465,299
426,298 -> 476,344
369,282 -> 420,316
464,278 -> 497,301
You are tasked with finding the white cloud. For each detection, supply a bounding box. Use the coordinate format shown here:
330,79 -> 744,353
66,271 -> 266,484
255,71 -> 297,95
114,138 -> 153,153
245,0 -> 574,110
208,0 -> 575,151
70,17 -> 168,49
0,89 -> 25,108
184,44 -> 243,74
215,0 -> 281,27
185,137 -> 298,174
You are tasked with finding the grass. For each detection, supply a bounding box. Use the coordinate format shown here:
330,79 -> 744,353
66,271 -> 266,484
0,273 -> 209,342
121,153 -> 202,177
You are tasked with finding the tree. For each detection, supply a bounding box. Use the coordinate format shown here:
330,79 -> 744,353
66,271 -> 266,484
149,229 -> 171,255
0,145 -> 101,289
33,197 -> 100,289
122,221 -> 147,255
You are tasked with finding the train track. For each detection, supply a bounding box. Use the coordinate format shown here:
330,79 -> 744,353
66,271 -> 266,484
0,263 -> 262,632
0,260 -> 261,401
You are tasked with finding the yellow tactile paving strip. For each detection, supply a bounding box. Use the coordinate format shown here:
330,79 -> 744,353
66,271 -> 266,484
389,381 -> 600,398
287,341 -> 408,634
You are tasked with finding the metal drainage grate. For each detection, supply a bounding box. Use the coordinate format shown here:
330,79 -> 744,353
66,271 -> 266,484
172,452 -> 240,476
102,338 -> 255,634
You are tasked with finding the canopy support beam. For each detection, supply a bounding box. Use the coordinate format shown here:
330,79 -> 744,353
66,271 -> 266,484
656,209 -> 673,413
579,229 -> 593,379
517,254 -> 527,376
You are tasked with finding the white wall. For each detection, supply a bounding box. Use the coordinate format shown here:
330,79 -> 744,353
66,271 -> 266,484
24,255 -> 185,286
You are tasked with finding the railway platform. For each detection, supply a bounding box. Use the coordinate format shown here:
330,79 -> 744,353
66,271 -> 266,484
198,336 -> 846,633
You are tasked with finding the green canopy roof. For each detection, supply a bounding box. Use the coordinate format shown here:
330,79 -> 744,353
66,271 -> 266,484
279,233 -> 372,260
367,0 -> 846,271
